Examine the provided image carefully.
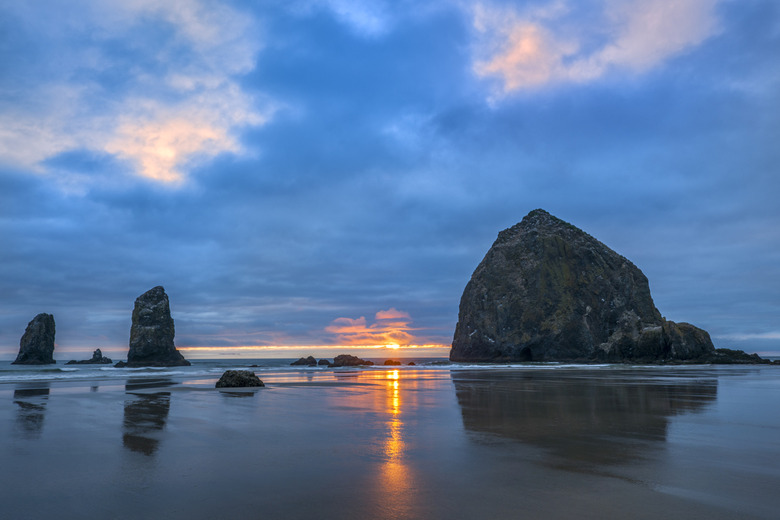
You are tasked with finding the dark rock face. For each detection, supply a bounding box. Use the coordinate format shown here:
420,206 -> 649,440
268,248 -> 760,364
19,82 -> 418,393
383,359 -> 402,366
318,359 -> 330,366
291,356 -> 317,366
711,348 -> 773,364
118,286 -> 190,367
215,370 -> 264,388
450,209 -> 718,363
13,314 -> 56,365
66,349 -> 113,365
330,354 -> 374,367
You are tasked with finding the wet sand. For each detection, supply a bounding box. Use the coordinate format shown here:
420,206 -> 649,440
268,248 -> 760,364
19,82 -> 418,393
2,366 -> 779,519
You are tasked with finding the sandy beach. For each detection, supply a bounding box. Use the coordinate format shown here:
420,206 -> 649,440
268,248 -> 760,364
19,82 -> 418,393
2,363 -> 779,519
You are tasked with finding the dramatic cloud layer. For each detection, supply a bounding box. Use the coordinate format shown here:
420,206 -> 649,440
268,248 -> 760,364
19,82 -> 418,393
1,0 -> 778,358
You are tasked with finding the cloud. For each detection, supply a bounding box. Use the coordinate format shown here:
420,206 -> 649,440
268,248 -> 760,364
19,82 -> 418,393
471,0 -> 722,94
104,88 -> 270,183
325,309 -> 420,346
321,0 -> 391,36
0,0 -> 271,185
375,308 -> 412,320
292,0 -> 448,38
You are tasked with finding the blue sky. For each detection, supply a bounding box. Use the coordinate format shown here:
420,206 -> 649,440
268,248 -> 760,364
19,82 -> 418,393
1,0 -> 778,359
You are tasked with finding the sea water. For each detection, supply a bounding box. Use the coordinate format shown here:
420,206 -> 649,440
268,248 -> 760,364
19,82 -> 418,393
1,360 -> 779,519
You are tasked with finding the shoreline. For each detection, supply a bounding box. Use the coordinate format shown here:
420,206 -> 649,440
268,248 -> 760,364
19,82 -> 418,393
2,363 -> 780,519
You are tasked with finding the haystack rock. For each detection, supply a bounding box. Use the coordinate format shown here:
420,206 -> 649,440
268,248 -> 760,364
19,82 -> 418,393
116,286 -> 190,367
450,209 -> 719,363
12,313 -> 56,365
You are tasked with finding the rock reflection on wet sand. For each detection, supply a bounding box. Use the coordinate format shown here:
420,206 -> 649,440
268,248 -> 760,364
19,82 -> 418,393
122,379 -> 174,456
13,384 -> 51,438
453,369 -> 717,468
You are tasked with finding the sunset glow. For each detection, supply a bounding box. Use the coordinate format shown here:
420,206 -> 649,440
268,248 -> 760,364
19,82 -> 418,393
177,344 -> 449,359
320,308 -> 442,352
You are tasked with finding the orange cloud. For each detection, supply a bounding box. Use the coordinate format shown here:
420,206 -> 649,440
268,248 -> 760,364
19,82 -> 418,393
326,308 -> 418,347
105,115 -> 234,183
375,308 -> 411,320
472,0 -> 721,94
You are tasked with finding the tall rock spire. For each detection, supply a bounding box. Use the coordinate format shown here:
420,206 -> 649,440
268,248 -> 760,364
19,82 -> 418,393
12,313 -> 56,365
116,286 -> 190,367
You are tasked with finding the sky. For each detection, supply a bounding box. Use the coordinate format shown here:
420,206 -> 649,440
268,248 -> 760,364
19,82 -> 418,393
1,0 -> 778,360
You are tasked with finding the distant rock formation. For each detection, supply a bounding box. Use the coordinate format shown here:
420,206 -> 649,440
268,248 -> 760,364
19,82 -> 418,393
291,356 -> 317,366
66,349 -> 113,365
383,359 -> 402,366
115,286 -> 190,367
12,313 -> 56,365
450,209 -> 755,363
215,370 -> 264,388
330,354 -> 374,367
318,358 -> 330,366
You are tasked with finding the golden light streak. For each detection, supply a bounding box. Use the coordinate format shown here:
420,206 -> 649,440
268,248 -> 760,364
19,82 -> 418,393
175,343 -> 450,359
177,344 -> 448,352
376,368 -> 413,514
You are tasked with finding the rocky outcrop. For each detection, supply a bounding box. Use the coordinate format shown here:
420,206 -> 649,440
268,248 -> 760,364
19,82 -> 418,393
450,209 -> 747,363
318,358 -> 331,366
330,354 -> 374,367
12,313 -> 56,365
291,356 -> 317,366
215,370 -> 264,388
383,359 -> 402,366
66,349 -> 113,365
115,286 -> 190,367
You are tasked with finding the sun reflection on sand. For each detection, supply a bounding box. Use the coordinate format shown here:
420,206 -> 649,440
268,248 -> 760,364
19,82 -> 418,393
377,369 -> 415,516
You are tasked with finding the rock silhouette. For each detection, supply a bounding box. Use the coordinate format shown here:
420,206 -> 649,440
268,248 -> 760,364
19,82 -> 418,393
291,356 -> 317,366
116,286 -> 190,367
66,348 -> 112,365
12,313 -> 56,365
215,370 -> 264,388
330,354 -> 374,367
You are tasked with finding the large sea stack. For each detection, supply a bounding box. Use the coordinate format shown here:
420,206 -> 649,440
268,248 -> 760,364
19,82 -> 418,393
450,209 -> 718,363
12,313 -> 56,365
117,286 -> 190,367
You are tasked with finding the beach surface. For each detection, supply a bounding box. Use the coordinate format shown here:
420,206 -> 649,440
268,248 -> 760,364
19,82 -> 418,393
2,361 -> 779,519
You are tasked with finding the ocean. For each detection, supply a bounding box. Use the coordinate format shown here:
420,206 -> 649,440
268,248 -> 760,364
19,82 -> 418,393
0,357 -> 635,385
2,359 -> 779,519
